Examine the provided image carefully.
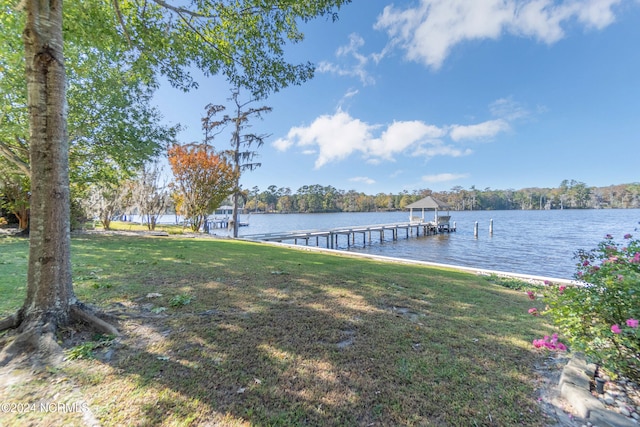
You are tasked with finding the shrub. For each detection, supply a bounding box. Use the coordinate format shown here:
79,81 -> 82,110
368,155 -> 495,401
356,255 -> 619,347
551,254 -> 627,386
544,232 -> 640,381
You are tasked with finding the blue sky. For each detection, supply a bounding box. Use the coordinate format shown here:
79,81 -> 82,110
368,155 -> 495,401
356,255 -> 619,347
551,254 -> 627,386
154,0 -> 640,194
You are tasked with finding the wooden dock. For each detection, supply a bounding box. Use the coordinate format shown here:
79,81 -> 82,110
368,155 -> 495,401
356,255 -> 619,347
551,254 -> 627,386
243,220 -> 456,249
206,218 -> 249,230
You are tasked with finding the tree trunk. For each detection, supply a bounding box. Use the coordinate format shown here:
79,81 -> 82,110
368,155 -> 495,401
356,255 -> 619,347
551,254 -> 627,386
232,191 -> 240,238
0,0 -> 117,366
22,0 -> 75,326
16,207 -> 29,231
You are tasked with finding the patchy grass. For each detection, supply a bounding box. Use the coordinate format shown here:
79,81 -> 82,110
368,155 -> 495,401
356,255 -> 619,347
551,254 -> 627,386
0,234 -> 557,426
100,220 -> 188,235
0,236 -> 29,315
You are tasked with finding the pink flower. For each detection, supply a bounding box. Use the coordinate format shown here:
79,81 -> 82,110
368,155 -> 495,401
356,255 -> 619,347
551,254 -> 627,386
582,260 -> 590,266
605,234 -> 613,239
558,285 -> 566,294
624,234 -> 632,239
632,253 -> 640,264
527,291 -> 535,300
617,275 -> 624,281
611,324 -> 622,334
532,335 -> 567,351
627,319 -> 639,328
528,308 -> 539,316
544,280 -> 551,286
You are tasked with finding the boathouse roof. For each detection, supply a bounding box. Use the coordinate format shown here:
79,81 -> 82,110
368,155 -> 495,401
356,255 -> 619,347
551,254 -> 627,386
405,195 -> 450,210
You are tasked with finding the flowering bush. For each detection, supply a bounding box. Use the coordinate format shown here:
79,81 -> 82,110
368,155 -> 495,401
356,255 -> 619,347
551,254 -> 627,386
533,333 -> 567,351
528,281 -> 567,351
544,232 -> 640,381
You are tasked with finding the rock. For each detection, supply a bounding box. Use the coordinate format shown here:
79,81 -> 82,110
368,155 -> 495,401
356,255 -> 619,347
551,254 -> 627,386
617,396 -> 629,405
619,406 -> 631,417
605,396 -> 616,405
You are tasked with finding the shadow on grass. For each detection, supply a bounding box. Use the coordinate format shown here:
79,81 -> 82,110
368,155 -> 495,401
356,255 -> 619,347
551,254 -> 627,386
2,234 -> 556,426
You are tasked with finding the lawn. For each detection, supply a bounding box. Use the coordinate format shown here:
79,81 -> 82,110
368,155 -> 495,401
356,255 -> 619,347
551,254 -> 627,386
0,233 -> 555,426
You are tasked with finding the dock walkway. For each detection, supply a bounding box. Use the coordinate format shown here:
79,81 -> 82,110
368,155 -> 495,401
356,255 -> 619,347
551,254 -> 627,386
243,220 -> 456,249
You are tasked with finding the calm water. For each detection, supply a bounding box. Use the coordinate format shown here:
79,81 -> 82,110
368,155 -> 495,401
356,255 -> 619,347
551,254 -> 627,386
220,209 -> 640,280
143,210 -> 640,280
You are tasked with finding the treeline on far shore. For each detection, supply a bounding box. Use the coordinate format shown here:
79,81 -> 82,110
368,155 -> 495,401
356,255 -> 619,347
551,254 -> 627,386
241,180 -> 640,213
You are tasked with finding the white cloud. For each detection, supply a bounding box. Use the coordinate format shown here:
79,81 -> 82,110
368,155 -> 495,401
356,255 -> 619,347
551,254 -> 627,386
317,33 -> 379,85
274,100 -> 516,168
369,120 -> 446,160
277,110 -> 374,168
449,119 -> 510,141
350,176 -> 376,185
412,142 -> 474,157
375,0 -> 624,69
274,110 -> 457,168
272,137 -> 294,151
489,97 -> 530,120
343,89 -> 360,99
422,173 -> 470,183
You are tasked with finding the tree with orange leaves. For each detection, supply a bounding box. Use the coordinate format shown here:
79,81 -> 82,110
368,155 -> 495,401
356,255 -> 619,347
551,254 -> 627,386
168,143 -> 237,232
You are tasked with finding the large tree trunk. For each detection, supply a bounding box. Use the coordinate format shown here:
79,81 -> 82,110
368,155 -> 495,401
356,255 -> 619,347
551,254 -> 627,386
22,0 -> 74,325
1,0 -> 116,366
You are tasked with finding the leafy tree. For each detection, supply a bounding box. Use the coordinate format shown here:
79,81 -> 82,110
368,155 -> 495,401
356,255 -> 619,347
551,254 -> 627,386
168,144 -> 237,232
0,1 -> 176,238
0,0 -> 351,365
276,187 -> 294,213
0,173 -> 29,231
85,181 -> 132,230
131,161 -> 170,231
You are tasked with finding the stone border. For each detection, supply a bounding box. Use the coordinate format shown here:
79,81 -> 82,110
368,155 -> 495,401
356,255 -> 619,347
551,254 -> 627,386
559,355 -> 637,427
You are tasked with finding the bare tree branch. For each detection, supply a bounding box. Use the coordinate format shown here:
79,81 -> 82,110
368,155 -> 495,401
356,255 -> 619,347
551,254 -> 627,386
112,0 -> 133,47
0,139 -> 30,176
149,0 -> 213,18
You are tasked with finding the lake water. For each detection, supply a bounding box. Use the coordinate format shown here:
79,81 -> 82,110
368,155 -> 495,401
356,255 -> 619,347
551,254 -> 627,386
143,209 -> 640,280
224,209 -> 640,280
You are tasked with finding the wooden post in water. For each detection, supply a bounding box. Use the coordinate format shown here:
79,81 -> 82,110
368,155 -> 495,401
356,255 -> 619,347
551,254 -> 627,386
474,221 -> 478,238
489,219 -> 493,236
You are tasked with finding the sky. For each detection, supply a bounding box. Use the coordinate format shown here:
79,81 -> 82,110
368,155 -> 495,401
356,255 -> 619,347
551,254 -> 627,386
153,0 -> 640,195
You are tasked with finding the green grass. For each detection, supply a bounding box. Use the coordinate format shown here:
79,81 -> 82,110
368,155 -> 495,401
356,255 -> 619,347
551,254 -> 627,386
98,220 -> 188,234
0,233 -> 556,426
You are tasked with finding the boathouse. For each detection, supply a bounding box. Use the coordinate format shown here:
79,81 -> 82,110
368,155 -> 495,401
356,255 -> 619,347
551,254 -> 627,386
405,195 -> 452,232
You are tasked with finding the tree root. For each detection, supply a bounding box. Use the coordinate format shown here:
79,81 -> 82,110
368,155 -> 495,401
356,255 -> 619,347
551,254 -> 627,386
0,303 -> 118,367
0,313 -> 20,332
70,304 -> 119,337
0,320 -> 62,367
